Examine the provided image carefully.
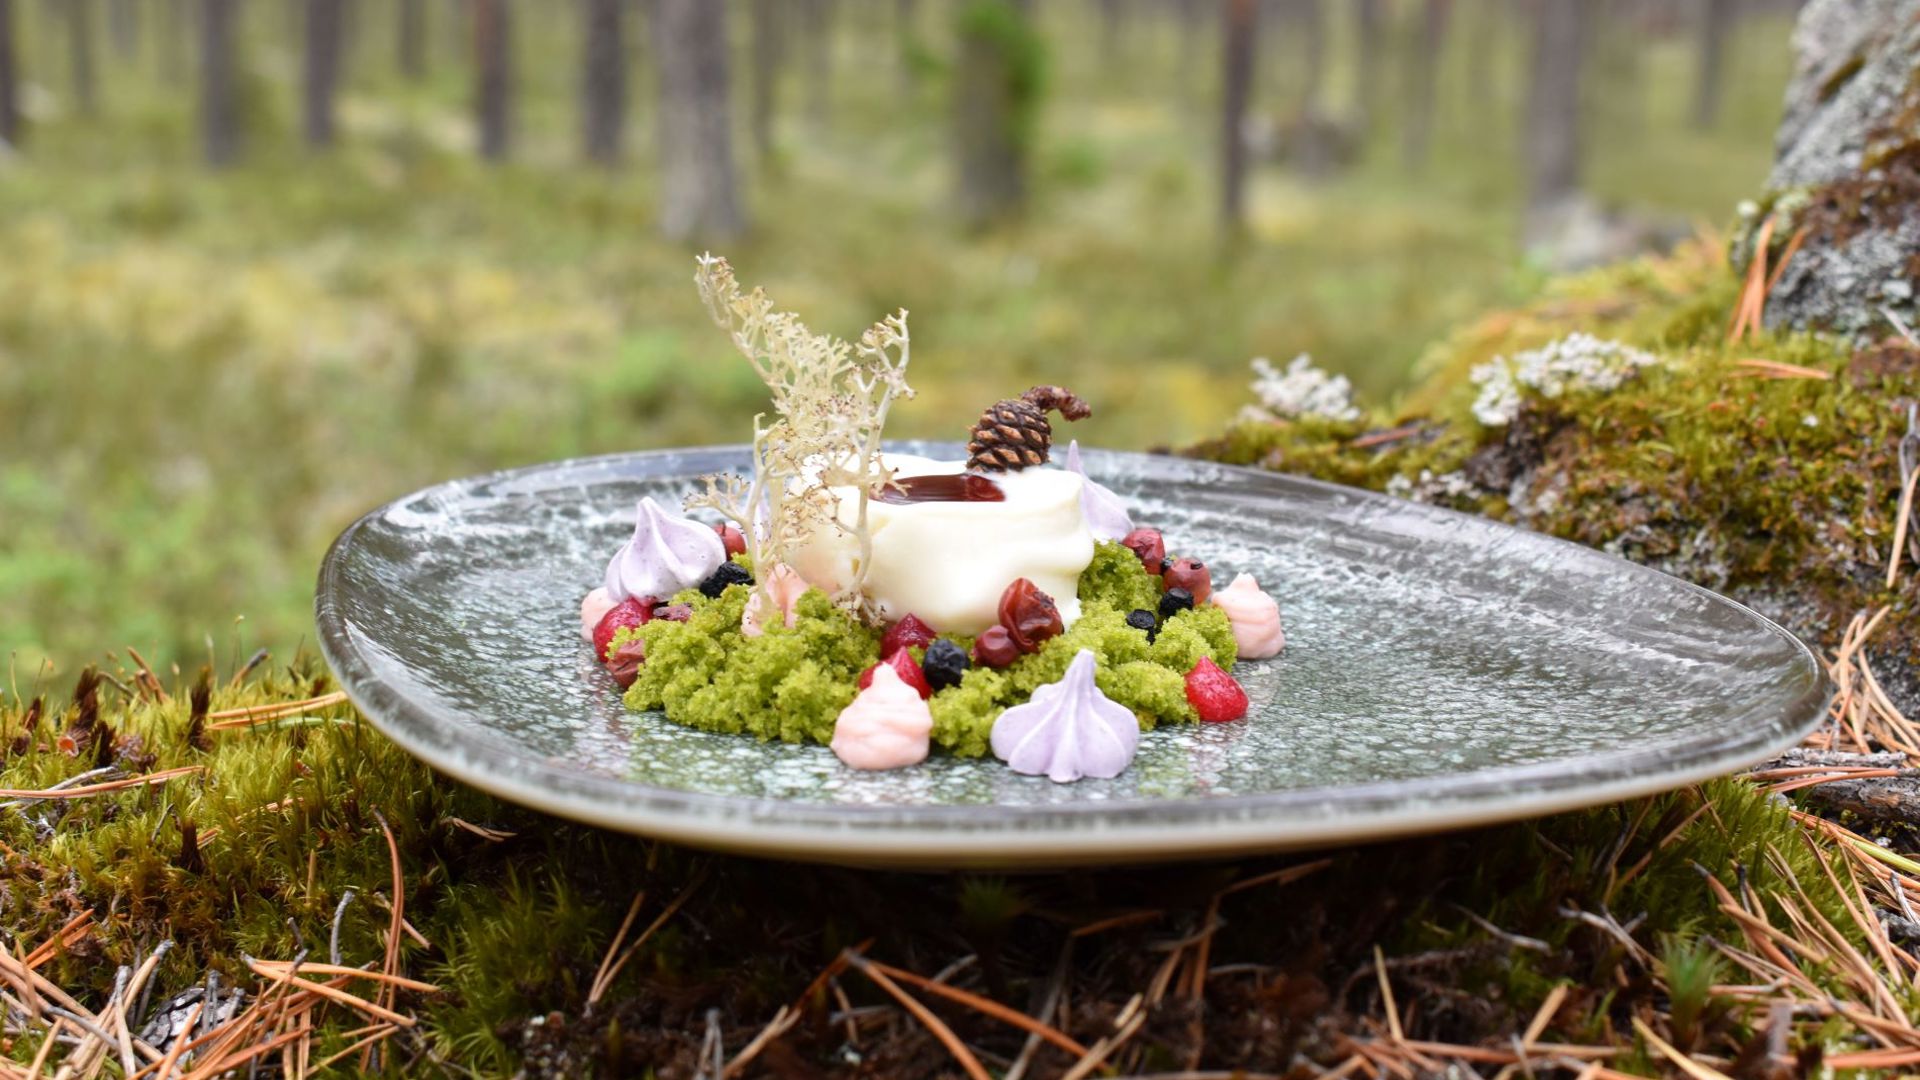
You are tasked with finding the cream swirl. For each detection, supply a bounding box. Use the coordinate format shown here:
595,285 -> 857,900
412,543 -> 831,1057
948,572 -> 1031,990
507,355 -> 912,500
603,497 -> 727,603
830,664 -> 934,770
1064,440 -> 1133,541
990,650 -> 1139,782
741,562 -> 809,638
1213,573 -> 1284,658
579,586 -> 616,643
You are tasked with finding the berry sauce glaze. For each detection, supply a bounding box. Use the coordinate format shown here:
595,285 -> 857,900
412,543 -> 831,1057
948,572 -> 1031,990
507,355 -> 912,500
873,473 -> 1006,504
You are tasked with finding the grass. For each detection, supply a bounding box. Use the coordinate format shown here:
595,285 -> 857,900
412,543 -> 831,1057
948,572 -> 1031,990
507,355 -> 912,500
1,1 -> 1795,676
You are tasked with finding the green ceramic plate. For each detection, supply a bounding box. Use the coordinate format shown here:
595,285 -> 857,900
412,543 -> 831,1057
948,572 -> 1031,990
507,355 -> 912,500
315,444 -> 1830,868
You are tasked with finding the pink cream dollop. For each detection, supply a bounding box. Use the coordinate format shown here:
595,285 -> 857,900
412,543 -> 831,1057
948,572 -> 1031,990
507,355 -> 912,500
1212,573 -> 1285,658
830,664 -> 934,770
580,587 -> 616,643
741,562 -> 810,638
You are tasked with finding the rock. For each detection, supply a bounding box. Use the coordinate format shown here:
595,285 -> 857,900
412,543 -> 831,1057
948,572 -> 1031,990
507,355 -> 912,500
1759,0 -> 1920,338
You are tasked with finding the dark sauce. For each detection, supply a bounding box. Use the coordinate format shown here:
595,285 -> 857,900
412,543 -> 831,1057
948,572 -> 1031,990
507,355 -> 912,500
873,473 -> 1006,504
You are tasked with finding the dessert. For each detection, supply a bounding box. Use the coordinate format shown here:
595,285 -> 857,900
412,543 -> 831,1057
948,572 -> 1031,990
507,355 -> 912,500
579,256 -> 1286,782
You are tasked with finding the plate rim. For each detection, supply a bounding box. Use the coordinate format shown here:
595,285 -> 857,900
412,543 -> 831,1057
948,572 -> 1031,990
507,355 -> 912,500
315,444 -> 1834,866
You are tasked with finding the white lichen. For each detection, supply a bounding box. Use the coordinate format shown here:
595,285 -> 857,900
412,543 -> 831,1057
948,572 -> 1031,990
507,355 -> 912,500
1467,333 -> 1660,428
1245,354 -> 1361,423
685,254 -> 913,620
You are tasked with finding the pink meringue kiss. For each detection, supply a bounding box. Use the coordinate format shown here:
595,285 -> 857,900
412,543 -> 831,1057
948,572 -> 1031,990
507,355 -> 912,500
1212,572 -> 1285,658
990,649 -> 1139,782
741,562 -> 809,638
580,587 -> 616,643
830,664 -> 933,770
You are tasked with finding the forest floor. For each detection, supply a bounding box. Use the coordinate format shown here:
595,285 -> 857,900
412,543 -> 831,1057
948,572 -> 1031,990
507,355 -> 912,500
6,234 -> 1920,1079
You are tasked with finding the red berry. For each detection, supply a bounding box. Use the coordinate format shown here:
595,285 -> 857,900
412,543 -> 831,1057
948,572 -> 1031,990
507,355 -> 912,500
881,613 -> 938,658
972,625 -> 1022,668
713,522 -> 747,558
1163,557 -> 1212,606
606,638 -> 647,689
1121,528 -> 1166,574
1185,656 -> 1248,722
859,648 -> 933,699
593,597 -> 655,662
997,579 -> 1063,654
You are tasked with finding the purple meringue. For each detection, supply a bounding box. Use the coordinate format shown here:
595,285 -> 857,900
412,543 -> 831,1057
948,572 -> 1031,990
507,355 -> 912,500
990,649 -> 1140,782
1064,441 -> 1133,541
604,497 -> 727,602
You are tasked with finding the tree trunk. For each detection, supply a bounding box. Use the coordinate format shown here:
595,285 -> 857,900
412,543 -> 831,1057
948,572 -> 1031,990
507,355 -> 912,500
161,0 -> 189,82
108,0 -> 136,58
1524,0 -> 1585,222
1354,0 -> 1383,127
68,0 -> 97,116
953,0 -> 1035,228
1098,0 -> 1122,58
750,0 -> 781,164
1176,0 -> 1201,104
654,0 -> 744,240
1295,0 -> 1324,116
1692,0 -> 1736,129
802,0 -> 833,128
473,0 -> 511,161
1220,0 -> 1256,235
198,0 -> 239,166
304,0 -> 342,147
398,0 -> 425,79
581,0 -> 624,164
1463,0 -> 1499,114
894,0 -> 917,89
0,0 -> 17,148
1401,0 -> 1450,172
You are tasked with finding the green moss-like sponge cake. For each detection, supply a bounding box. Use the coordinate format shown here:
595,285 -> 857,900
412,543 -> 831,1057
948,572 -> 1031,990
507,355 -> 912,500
620,542 -> 1237,756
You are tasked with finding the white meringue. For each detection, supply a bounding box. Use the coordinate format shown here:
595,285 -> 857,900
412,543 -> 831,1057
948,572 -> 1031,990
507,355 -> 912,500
1064,440 -> 1133,541
990,650 -> 1140,782
830,664 -> 934,770
604,497 -> 727,603
1213,573 -> 1285,658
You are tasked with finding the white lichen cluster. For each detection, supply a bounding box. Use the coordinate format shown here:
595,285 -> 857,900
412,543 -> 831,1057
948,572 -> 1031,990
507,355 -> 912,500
686,254 -> 913,619
1384,469 -> 1477,504
1468,333 -> 1660,428
1241,354 -> 1362,424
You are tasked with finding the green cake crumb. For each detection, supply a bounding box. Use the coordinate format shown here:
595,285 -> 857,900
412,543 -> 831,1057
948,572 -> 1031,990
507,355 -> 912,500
623,542 -> 1240,756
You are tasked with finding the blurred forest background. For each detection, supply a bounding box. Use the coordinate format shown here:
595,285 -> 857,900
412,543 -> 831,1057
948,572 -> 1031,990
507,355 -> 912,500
3,0 -> 1800,680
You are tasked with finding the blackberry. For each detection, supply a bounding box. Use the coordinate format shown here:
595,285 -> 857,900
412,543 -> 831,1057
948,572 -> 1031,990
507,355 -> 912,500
698,562 -> 754,598
1158,587 -> 1194,620
922,639 -> 970,692
1125,608 -> 1158,642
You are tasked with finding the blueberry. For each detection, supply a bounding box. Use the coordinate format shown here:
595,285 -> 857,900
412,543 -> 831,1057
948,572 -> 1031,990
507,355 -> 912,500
698,562 -> 754,598
1158,587 -> 1194,620
1125,608 -> 1158,642
922,639 -> 970,691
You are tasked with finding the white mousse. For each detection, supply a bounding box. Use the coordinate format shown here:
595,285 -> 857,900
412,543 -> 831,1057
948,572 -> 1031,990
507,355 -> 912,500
790,454 -> 1096,635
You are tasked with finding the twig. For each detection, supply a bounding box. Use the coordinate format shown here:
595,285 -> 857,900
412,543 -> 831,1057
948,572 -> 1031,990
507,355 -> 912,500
588,865 -> 710,1007
862,958 -> 1090,1058
843,953 -> 991,1080
0,766 -> 203,802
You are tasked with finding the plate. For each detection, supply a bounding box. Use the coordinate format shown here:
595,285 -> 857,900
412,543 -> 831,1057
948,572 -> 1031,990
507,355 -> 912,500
315,444 -> 1831,868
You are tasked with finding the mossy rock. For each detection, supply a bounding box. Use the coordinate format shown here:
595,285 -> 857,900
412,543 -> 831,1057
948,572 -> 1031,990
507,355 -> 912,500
1191,235 -> 1920,710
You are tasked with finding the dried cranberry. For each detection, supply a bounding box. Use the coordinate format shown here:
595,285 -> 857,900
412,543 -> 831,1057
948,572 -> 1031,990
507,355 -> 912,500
714,522 -> 747,558
593,597 -> 655,662
607,638 -> 647,689
996,578 -> 1063,654
1162,557 -> 1212,606
1121,528 -> 1167,574
972,626 -> 1021,669
881,614 -> 938,658
1185,656 -> 1248,722
653,604 -> 694,622
858,648 -> 933,700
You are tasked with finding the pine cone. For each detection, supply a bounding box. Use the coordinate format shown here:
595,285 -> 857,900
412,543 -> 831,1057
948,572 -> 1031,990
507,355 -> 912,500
966,386 -> 1091,472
